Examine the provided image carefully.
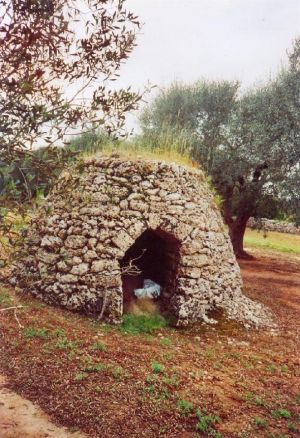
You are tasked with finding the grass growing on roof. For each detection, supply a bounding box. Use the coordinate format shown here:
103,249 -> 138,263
73,129 -> 199,169
120,313 -> 168,334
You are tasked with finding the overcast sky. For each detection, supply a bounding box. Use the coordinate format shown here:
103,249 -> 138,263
116,0 -> 300,96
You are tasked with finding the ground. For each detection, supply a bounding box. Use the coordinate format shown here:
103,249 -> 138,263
0,374 -> 86,438
0,231 -> 299,438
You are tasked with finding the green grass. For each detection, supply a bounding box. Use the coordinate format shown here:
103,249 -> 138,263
0,287 -> 14,307
254,417 -> 268,429
74,372 -> 88,381
75,129 -> 198,170
55,337 -> 78,350
196,409 -> 220,434
160,337 -> 172,346
271,408 -> 291,419
120,313 -> 167,334
23,326 -> 48,339
151,362 -> 165,374
91,341 -> 106,351
83,362 -> 106,373
176,399 -> 194,415
244,229 -> 300,254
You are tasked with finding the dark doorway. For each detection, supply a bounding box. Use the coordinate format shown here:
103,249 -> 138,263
120,228 -> 181,312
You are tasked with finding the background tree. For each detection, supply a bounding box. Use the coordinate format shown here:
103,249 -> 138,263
0,0 -> 141,203
139,41 -> 300,258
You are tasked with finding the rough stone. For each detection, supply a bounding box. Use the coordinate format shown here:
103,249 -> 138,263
65,235 -> 87,249
111,230 -> 134,251
70,263 -> 89,276
14,155 -> 273,328
40,236 -> 62,249
59,274 -> 78,284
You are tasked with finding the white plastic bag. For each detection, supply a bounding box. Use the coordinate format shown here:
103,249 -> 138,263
134,279 -> 161,299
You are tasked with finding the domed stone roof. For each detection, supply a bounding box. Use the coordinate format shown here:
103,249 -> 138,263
13,154 -> 272,327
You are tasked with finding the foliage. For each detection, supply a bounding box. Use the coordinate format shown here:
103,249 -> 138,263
120,313 -> 167,334
139,40 -> 300,257
0,0 -> 141,164
0,146 -> 76,202
0,0 -> 141,262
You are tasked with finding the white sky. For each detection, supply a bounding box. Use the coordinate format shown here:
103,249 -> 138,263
117,0 -> 300,94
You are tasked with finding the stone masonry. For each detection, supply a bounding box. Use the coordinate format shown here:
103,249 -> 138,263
13,154 -> 273,327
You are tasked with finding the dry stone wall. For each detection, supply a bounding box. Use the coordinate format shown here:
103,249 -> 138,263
248,217 -> 300,235
13,154 -> 273,327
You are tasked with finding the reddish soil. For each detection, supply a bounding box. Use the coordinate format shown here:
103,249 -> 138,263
0,249 -> 299,438
0,375 -> 86,438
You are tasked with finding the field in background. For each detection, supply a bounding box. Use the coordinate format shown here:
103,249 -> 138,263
244,229 -> 300,255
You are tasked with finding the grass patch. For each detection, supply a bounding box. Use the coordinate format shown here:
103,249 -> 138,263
196,409 -> 220,435
244,229 -> 300,254
23,326 -> 48,339
91,341 -> 106,351
271,408 -> 291,419
0,287 -> 14,307
288,421 -> 297,431
163,374 -> 180,387
254,417 -> 268,429
0,289 -> 14,307
83,362 -> 106,373
110,365 -> 126,380
78,134 -> 198,170
160,337 -> 172,346
177,399 -> 194,415
120,313 -> 167,334
55,337 -> 78,351
74,372 -> 88,382
151,362 -> 165,374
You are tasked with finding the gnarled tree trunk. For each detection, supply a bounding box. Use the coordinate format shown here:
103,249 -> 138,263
229,214 -> 252,259
221,191 -> 254,259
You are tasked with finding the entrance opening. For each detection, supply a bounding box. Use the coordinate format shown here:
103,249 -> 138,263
120,229 -> 181,314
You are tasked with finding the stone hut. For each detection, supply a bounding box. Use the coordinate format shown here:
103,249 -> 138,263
14,154 -> 271,327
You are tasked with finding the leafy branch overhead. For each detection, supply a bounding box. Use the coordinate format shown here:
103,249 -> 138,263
0,0 -> 142,164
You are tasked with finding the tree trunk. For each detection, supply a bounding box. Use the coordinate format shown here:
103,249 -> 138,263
229,215 -> 253,259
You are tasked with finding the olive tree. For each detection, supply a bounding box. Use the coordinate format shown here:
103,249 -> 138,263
0,0 -> 142,266
0,0 -> 141,201
139,41 -> 300,257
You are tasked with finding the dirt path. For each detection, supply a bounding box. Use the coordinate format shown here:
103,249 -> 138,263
0,249 -> 299,437
240,249 -> 300,320
0,375 -> 86,438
